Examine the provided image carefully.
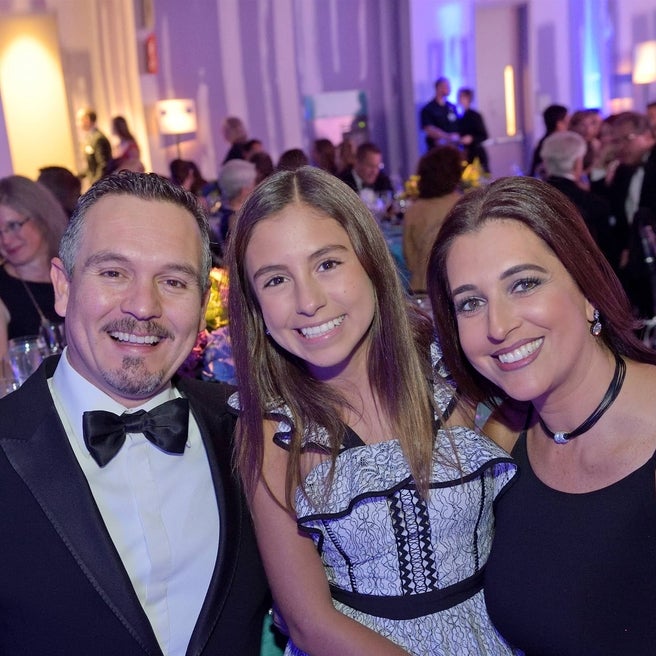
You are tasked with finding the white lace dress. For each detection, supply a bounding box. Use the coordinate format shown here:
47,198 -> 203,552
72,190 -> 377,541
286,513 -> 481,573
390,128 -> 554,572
231,343 -> 521,656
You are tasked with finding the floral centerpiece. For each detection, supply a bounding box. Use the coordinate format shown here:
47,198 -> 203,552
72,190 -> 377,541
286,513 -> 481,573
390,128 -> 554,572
400,174 -> 420,200
177,267 -> 235,384
460,157 -> 489,191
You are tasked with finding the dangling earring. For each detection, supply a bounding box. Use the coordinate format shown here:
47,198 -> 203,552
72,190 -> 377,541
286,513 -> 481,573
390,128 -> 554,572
589,309 -> 602,336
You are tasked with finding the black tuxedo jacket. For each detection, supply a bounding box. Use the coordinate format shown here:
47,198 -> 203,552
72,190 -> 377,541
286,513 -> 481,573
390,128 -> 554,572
545,176 -> 616,268
594,146 -> 656,315
85,127 -> 112,183
0,356 -> 269,655
338,168 -> 393,194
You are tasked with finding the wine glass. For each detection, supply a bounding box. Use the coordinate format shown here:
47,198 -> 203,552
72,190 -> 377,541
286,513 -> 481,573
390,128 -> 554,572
39,320 -> 66,355
7,335 -> 46,385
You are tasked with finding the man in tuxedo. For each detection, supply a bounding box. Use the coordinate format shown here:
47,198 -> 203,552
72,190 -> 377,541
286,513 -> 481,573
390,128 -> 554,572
338,142 -> 393,194
0,171 -> 269,655
597,111 -> 656,317
77,107 -> 112,186
541,130 -> 617,270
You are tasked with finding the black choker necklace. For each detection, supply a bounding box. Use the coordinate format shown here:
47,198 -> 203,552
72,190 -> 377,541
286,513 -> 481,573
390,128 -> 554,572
537,354 -> 626,444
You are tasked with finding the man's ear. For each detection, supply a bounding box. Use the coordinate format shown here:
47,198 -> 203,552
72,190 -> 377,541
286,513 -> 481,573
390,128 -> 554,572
51,257 -> 70,318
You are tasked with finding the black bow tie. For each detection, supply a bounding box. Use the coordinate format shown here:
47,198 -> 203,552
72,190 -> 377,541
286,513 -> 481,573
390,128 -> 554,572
82,398 -> 190,467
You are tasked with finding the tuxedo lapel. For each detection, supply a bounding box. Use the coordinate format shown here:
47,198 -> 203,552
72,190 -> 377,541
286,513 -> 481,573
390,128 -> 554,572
179,381 -> 245,656
0,358 -> 162,656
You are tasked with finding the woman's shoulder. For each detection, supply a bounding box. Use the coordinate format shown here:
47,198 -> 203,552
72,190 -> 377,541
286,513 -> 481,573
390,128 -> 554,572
613,360 -> 656,450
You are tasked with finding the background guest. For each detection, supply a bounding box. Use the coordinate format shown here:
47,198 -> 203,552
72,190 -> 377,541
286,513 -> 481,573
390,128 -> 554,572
243,138 -> 264,161
529,103 -> 569,178
0,175 -> 68,359
336,138 -> 356,176
250,151 -> 274,185
457,87 -> 490,173
311,138 -> 338,175
276,148 -> 309,171
568,108 -> 603,175
599,111 -> 656,318
221,116 -> 249,163
212,159 -> 257,264
76,107 -> 112,186
588,114 -> 621,189
338,141 -> 393,194
647,101 -> 656,137
420,76 -> 460,150
109,115 -> 144,173
403,145 -> 463,293
428,175 -> 656,655
540,130 -> 616,266
169,159 -> 206,196
37,165 -> 81,219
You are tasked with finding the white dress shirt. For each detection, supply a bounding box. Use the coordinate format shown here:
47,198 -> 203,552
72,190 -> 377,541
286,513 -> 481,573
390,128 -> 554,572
49,350 -> 219,656
625,155 -> 648,225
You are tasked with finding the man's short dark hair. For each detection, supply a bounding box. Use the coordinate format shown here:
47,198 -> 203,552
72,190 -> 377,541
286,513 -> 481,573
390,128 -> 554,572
59,171 -> 212,294
355,142 -> 382,162
543,104 -> 568,133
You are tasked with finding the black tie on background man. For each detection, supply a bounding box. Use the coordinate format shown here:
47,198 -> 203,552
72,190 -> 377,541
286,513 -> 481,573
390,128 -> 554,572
0,171 -> 269,655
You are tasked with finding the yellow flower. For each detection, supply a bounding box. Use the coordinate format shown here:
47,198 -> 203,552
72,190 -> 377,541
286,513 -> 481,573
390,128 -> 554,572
205,267 -> 230,330
401,174 -> 420,199
461,158 -> 489,190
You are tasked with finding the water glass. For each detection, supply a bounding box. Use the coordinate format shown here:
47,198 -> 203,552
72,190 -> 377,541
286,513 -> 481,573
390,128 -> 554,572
7,335 -> 46,385
39,320 -> 66,355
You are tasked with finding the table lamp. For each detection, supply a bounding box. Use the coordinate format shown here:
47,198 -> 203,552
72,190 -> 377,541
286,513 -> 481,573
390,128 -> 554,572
156,98 -> 197,159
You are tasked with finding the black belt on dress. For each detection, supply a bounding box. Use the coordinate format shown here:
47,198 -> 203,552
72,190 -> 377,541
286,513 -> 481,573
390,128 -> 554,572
329,568 -> 484,620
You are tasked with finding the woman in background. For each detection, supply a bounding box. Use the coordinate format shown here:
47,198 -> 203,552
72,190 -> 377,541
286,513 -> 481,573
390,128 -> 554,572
110,115 -> 144,173
428,176 -> 656,655
227,166 -> 519,655
0,176 -> 68,358
311,138 -> 338,176
403,145 -> 463,293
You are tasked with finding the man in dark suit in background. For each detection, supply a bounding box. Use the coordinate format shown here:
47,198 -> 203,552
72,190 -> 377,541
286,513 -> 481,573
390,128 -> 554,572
457,87 -> 490,173
420,77 -> 460,150
0,171 -> 269,655
77,107 -> 112,186
597,111 -> 656,318
541,129 -> 618,270
338,141 -> 393,194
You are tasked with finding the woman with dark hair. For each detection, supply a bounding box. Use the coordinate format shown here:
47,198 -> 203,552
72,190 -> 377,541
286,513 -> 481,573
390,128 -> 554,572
529,104 -> 569,178
276,148 -> 309,172
250,151 -> 275,185
403,145 -> 463,293
311,138 -> 338,175
427,176 -> 656,655
109,115 -> 144,173
226,166 -> 519,655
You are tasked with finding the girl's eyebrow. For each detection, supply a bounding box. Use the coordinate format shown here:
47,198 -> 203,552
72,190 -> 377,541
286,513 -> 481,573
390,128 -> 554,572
251,243 -> 349,281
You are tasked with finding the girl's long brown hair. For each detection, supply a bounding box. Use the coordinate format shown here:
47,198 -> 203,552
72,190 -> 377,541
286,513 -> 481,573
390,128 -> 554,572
227,166 -> 437,508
